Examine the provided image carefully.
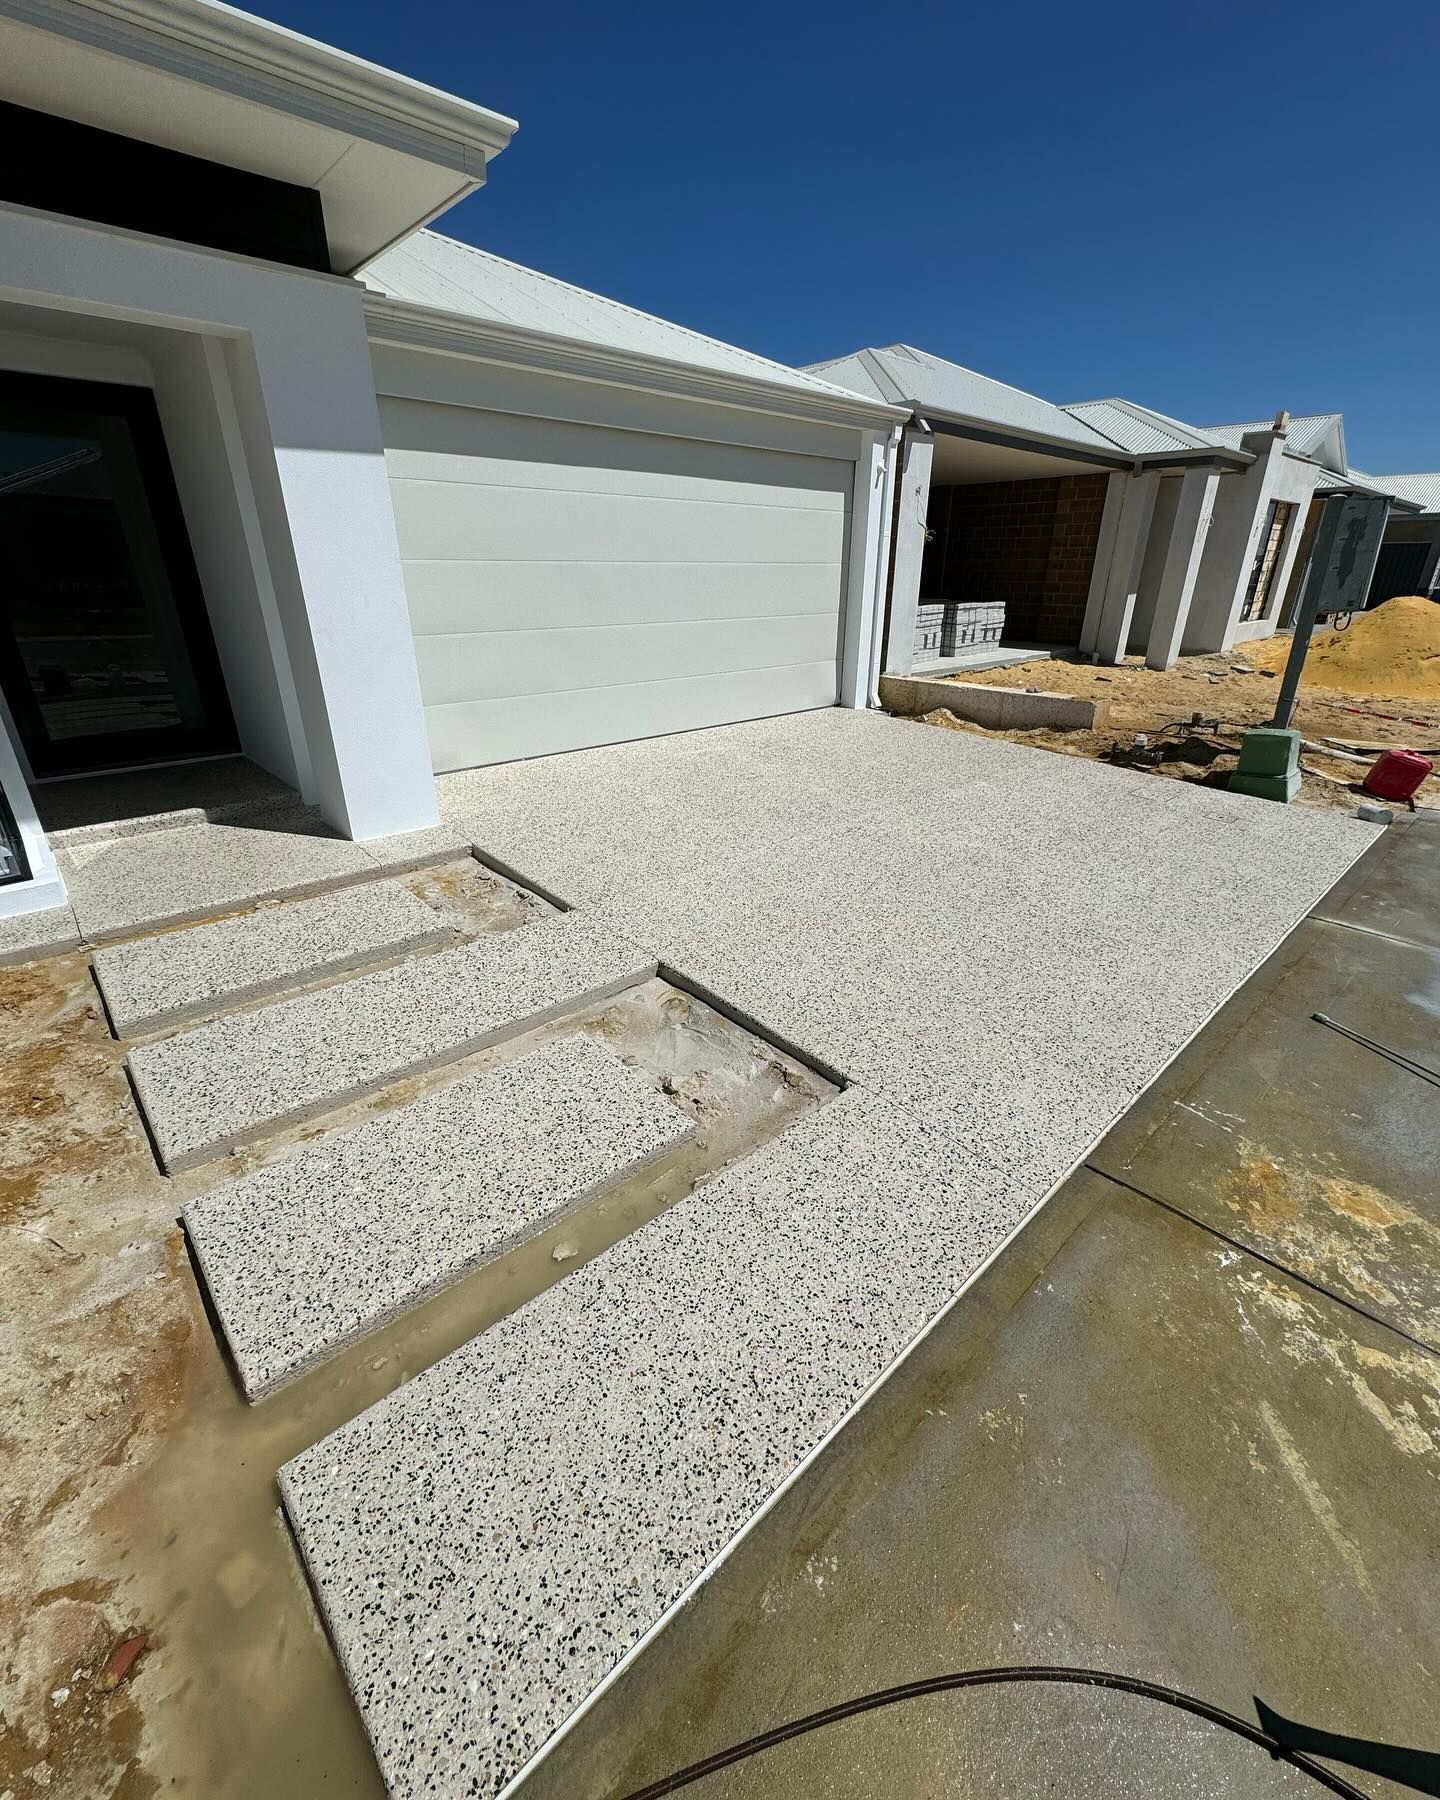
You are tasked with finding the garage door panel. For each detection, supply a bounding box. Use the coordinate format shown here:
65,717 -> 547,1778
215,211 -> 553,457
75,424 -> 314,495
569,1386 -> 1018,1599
382,400 -> 851,500
412,613 -> 841,708
403,560 -> 843,637
423,662 -> 840,773
390,482 -> 848,567
387,457 -> 847,514
382,398 -> 850,772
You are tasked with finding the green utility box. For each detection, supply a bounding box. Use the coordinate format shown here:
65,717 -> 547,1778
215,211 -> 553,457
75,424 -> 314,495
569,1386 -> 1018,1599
1230,728 -> 1302,802
1229,769 -> 1303,802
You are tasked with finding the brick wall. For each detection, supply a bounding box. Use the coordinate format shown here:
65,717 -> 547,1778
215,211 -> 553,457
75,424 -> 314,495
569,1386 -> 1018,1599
921,472 -> 1109,643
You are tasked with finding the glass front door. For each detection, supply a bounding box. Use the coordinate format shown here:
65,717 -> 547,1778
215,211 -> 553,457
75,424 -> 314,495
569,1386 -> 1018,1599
0,373 -> 236,778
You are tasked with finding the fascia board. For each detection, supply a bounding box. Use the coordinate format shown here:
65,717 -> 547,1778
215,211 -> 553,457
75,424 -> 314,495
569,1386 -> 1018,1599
362,296 -> 910,435
3,0 -> 518,170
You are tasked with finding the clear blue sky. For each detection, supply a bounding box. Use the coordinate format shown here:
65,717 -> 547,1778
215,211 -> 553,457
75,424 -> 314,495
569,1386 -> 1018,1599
257,0 -> 1438,470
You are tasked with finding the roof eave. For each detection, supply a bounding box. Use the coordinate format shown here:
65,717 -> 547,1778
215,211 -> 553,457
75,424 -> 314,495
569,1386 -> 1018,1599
362,294 -> 909,432
911,405 -> 1136,470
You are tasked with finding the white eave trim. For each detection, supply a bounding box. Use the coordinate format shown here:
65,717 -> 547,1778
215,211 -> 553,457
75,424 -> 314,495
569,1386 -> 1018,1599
2,0 -> 519,169
362,294 -> 910,434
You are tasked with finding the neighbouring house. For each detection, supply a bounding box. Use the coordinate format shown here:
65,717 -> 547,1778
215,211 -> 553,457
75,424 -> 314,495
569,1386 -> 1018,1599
1355,474 -> 1440,605
809,345 -> 1423,688
0,0 -> 904,924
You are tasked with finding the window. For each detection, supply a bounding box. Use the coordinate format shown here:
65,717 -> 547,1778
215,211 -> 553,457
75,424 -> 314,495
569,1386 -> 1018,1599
1240,500 -> 1296,623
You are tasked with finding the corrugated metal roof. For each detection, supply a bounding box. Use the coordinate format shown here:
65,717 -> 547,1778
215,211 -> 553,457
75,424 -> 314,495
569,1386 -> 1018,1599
362,232 -> 884,407
805,345 -> 1121,454
1202,413 -> 1345,464
1061,397 -> 1221,456
1356,471 -> 1440,512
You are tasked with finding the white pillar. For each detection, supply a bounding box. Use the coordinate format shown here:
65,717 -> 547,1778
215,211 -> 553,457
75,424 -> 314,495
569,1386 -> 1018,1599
1077,471 -> 1129,656
838,429 -> 892,708
1146,467 -> 1220,670
882,429 -> 935,677
1092,472 -> 1159,665
233,286 -> 441,839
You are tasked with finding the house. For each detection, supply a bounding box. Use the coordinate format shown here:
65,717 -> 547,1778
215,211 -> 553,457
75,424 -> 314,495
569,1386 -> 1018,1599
1359,474 -> 1440,604
0,0 -> 904,924
811,345 -> 1421,688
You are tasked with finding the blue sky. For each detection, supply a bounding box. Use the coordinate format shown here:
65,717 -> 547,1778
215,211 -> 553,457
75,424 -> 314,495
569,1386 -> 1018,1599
259,0 -> 1438,471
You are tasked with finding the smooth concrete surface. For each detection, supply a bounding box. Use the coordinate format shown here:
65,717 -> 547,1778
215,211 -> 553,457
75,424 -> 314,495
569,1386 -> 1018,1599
520,1173 -> 1439,1800
93,878 -> 453,1037
1092,818 -> 1440,1352
0,901 -> 80,968
129,913 -> 655,1170
278,713 -> 1380,1800
281,1088 -> 1028,1800
879,671 -> 1104,730
187,1035 -> 690,1399
912,645 -> 1054,676
57,814 -> 471,942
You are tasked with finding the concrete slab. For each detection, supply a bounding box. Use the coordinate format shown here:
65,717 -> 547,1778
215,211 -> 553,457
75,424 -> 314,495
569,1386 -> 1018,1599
280,1089 -> 1034,1800
92,880 -> 454,1037
1091,912 -> 1440,1351
441,715 -> 1376,1173
1311,812 -> 1440,951
59,815 -> 381,941
267,713 -> 1378,1796
524,1174 -> 1440,1800
0,901 -> 81,968
128,913 -> 655,1170
57,812 -> 473,944
186,1034 -> 690,1399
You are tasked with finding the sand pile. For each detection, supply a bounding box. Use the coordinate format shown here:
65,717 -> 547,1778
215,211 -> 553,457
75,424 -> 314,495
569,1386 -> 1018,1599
1252,594 -> 1440,699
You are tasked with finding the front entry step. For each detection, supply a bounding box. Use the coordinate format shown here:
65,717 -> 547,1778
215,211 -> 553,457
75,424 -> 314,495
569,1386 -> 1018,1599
127,914 -> 655,1171
93,879 -> 453,1036
185,1034 -> 690,1400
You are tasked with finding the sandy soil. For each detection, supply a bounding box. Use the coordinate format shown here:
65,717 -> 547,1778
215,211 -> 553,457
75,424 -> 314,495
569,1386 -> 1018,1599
922,645 -> 1440,812
0,862 -> 832,1798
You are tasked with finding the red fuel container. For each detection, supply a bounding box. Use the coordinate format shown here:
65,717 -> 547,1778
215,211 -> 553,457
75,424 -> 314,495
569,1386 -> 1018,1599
1363,747 -> 1434,803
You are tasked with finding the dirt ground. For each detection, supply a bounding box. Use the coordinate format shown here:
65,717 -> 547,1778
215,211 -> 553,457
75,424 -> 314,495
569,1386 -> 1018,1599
0,862 -> 832,1798
918,644 -> 1440,812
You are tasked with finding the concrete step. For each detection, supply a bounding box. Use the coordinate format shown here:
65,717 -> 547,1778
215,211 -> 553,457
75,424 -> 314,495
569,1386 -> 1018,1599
186,1033 -> 689,1400
93,879 -> 453,1037
127,914 -> 655,1171
278,1088 -> 1003,1800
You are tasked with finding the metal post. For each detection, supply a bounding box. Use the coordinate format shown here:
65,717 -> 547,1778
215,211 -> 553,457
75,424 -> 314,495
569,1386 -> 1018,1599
1272,498 -> 1344,731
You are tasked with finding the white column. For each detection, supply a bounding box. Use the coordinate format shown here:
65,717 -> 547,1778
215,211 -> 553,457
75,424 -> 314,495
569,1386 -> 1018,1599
882,429 -> 935,677
1077,470 -> 1129,656
234,285 -> 441,839
0,713 -> 66,920
838,429 -> 892,708
1093,472 -> 1159,664
1146,467 -> 1220,670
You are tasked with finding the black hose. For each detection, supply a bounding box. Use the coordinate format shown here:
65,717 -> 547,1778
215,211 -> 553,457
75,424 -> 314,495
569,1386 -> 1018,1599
614,1664 -> 1373,1799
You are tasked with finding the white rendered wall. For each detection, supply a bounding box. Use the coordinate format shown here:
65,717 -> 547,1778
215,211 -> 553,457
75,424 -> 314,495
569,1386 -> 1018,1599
0,203 -> 438,841
880,429 -> 935,678
1184,435 -> 1320,653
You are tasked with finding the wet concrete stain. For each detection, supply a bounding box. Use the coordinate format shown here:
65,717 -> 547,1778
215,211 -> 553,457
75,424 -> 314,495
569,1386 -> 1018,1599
1220,1140 -> 1440,1348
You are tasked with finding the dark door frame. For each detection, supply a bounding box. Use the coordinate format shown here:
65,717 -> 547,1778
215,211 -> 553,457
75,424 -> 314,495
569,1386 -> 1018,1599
0,370 -> 238,778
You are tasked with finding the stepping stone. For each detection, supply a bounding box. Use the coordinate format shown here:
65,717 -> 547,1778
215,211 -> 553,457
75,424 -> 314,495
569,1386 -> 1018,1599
279,1090 -> 1008,1800
93,880 -> 453,1037
186,1034 -> 689,1399
128,914 -> 655,1171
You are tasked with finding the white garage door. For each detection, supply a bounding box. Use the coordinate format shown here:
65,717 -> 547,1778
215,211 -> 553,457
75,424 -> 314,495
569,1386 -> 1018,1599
381,398 -> 852,772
